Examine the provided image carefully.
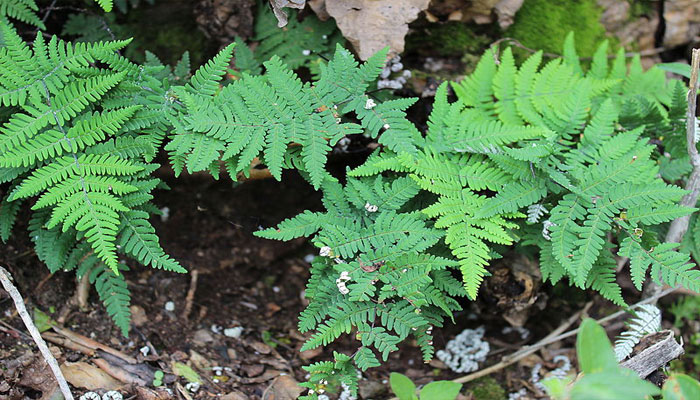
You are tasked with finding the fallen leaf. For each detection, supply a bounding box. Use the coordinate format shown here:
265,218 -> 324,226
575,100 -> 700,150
325,0 -> 431,60
243,364 -> 265,377
269,0 -> 306,27
221,392 -> 248,400
189,350 -> 212,371
263,375 -> 304,400
135,387 -> 174,400
61,362 -> 122,390
171,362 -> 201,384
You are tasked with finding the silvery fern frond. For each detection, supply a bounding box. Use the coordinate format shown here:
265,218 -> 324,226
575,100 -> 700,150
613,304 -> 662,361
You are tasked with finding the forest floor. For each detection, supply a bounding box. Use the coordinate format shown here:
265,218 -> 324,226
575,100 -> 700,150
1,165 -> 696,399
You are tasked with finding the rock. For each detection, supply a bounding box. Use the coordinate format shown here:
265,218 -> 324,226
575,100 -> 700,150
359,380 -> 387,399
221,392 -> 248,400
192,329 -> 215,345
494,0 -> 524,29
224,326 -> 244,338
262,374 -> 305,400
324,0 -> 431,60
597,0 -> 659,55
130,305 -> 148,327
663,0 -> 700,48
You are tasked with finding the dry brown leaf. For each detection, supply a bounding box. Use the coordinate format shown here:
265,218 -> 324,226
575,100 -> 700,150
262,374 -> 304,400
60,362 -> 123,390
269,0 -> 306,27
324,0 -> 431,60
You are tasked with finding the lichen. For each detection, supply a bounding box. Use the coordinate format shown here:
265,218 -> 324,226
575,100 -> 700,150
506,0 -> 608,59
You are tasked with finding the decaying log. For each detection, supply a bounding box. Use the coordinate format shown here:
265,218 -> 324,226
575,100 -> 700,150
621,330 -> 684,378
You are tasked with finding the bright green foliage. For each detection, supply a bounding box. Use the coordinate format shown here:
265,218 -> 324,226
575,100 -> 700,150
253,0 -> 341,70
0,0 -> 44,29
545,318 -> 700,400
94,0 -> 114,12
390,372 -> 462,400
257,175 -> 464,379
259,37 -> 700,395
170,45 -> 419,188
0,21 -> 186,335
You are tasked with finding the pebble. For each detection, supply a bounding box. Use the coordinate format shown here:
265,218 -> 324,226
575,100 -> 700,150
224,326 -> 244,338
164,301 -> 175,312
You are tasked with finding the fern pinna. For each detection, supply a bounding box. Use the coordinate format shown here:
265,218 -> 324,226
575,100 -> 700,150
0,22 -> 185,335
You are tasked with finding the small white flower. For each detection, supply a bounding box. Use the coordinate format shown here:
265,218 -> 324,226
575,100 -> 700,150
402,70 -> 412,78
320,246 -> 333,257
211,324 -> 223,334
164,301 -> 175,312
213,366 -> 223,375
390,62 -> 403,72
139,346 -> 150,356
80,393 -> 101,400
364,98 -> 377,109
102,391 -> 123,400
383,123 -> 390,130
364,202 -> 378,212
302,49 -> 311,56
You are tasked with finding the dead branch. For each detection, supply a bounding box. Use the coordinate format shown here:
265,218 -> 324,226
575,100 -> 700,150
645,48 -> 700,301
0,266 -> 74,400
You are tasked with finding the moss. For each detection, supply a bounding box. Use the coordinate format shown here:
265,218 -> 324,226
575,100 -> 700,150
406,22 -> 489,57
466,376 -> 506,400
506,0 -> 608,59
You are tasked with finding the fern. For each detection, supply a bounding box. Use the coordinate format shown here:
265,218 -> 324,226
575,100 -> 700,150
0,0 -> 44,29
171,44 -> 416,189
0,21 -> 184,334
257,175 -> 463,383
613,304 -> 661,361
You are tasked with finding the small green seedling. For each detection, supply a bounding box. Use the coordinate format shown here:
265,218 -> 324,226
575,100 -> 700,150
153,370 -> 164,387
389,372 -> 462,400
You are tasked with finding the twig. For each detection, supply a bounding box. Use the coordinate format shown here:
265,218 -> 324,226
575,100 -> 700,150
646,48 -> 700,301
182,269 -> 199,320
0,266 -> 74,400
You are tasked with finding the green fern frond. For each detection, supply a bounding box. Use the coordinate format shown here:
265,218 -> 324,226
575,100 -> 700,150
90,262 -> 131,336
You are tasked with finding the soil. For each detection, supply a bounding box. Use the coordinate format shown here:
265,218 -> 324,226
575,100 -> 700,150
0,162 -> 664,400
0,162 -> 580,399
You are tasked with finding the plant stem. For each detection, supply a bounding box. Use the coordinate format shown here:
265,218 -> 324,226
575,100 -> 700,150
645,48 -> 700,301
0,266 -> 74,400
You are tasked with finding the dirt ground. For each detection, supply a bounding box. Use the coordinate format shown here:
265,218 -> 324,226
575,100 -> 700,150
2,160 -> 678,399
